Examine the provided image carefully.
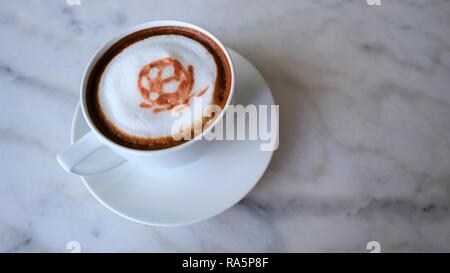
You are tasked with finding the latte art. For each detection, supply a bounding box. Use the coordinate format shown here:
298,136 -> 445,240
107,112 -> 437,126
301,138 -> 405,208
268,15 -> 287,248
86,26 -> 232,150
137,57 -> 209,113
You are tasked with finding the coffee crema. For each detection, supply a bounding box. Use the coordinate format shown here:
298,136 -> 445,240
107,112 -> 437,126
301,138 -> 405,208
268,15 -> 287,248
86,26 -> 232,150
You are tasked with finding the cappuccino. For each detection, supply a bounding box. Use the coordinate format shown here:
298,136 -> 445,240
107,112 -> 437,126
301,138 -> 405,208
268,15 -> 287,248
86,26 -> 232,150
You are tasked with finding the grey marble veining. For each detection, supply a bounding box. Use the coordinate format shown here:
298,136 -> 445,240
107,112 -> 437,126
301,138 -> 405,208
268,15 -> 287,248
0,0 -> 450,252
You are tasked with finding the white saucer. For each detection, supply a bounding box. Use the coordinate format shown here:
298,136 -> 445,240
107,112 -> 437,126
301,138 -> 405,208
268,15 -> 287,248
71,48 -> 276,226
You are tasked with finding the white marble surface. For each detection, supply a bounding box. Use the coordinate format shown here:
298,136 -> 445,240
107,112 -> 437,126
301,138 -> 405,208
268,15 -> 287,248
1,0 -> 450,252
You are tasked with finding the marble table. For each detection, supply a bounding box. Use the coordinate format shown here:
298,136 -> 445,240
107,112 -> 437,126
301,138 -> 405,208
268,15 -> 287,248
1,0 -> 449,252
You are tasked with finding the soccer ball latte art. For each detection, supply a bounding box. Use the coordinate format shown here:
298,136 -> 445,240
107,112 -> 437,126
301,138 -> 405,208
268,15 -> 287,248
137,57 -> 208,113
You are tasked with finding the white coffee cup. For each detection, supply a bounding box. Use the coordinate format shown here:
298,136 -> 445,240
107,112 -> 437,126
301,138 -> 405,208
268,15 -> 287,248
57,20 -> 235,176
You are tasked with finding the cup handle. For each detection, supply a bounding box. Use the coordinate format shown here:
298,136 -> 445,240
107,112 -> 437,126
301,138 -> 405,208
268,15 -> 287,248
57,131 -> 126,176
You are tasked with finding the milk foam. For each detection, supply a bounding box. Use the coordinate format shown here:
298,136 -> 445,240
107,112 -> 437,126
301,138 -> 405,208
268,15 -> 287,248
98,34 -> 217,139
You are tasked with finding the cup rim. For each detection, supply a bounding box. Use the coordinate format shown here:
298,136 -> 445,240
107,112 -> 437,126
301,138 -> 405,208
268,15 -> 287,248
80,20 -> 235,154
